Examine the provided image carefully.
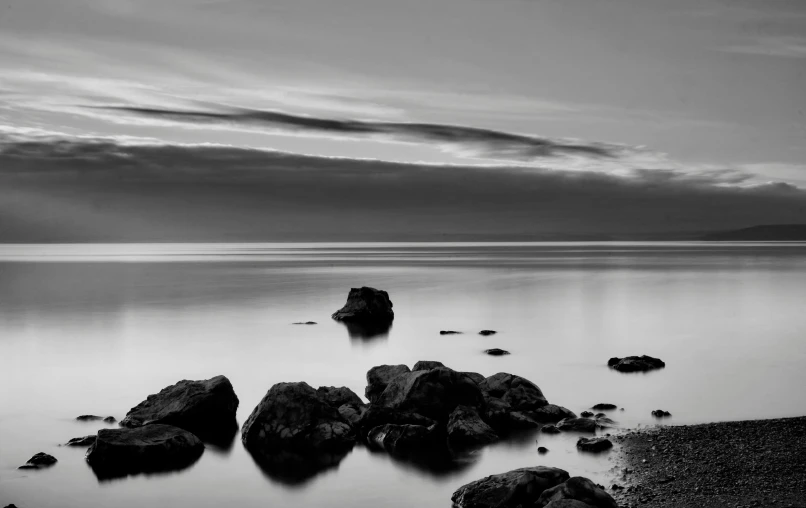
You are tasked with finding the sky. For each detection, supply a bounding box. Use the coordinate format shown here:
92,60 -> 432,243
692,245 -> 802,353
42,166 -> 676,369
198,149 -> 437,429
1,0 -> 805,241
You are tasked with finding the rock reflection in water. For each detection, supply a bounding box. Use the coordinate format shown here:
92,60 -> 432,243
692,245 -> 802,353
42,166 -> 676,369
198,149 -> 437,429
246,444 -> 355,486
340,319 -> 392,341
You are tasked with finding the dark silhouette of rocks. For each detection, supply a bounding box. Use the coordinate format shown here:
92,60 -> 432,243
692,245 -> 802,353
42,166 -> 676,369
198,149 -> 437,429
440,330 -> 462,335
120,375 -> 239,444
462,371 -> 485,384
592,403 -> 617,410
556,417 -> 597,433
331,286 -> 394,323
581,411 -> 594,417
337,403 -> 367,427
480,373 -> 548,411
447,405 -> 499,449
412,360 -> 445,371
375,367 -> 485,421
292,321 -> 317,325
76,415 -> 115,422
484,348 -> 510,356
85,425 -> 203,479
365,364 -> 411,403
538,446 -> 549,454
479,330 -> 497,336
339,319 -> 392,340
576,437 -> 613,453
65,435 -> 96,447
368,423 -> 437,453
355,406 -> 436,439
536,476 -> 618,508
608,355 -> 665,373
652,409 -> 672,417
541,424 -> 561,434
451,466 -> 570,508
103,416 -> 116,423
316,386 -> 363,408
18,452 -> 57,470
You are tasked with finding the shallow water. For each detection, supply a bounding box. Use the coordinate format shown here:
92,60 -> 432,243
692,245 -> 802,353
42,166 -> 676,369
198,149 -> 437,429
1,242 -> 805,507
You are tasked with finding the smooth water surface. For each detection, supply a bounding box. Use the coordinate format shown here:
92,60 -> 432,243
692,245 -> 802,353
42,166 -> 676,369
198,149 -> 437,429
2,242 -> 805,507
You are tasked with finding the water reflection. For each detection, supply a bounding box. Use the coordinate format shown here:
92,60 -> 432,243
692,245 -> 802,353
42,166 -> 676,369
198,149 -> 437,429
339,320 -> 393,341
246,444 -> 355,486
88,448 -> 204,482
196,419 -> 240,454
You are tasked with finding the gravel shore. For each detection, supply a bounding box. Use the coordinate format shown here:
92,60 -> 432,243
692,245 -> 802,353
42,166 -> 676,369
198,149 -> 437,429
610,416 -> 806,508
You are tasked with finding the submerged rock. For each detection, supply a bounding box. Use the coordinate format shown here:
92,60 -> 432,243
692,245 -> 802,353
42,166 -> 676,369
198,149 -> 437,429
86,425 -> 203,479
479,330 -> 497,336
451,466 -> 570,508
331,286 -> 394,323
292,321 -> 317,325
365,364 -> 411,403
576,437 -> 613,452
591,403 -> 617,410
651,409 -> 672,418
18,452 -> 57,470
536,476 -> 618,508
447,405 -> 499,449
440,330 -> 462,335
316,386 -> 363,408
119,375 -> 239,442
65,435 -> 97,447
608,355 -> 665,373
484,348 -> 510,356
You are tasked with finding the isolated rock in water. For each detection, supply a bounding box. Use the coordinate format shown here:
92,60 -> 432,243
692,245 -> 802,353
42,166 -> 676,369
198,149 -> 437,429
440,330 -> 462,335
580,411 -> 594,418
538,446 -> 549,454
316,386 -> 363,408
451,466 -> 570,508
447,405 -> 499,448
652,409 -> 672,417
338,403 -> 367,427
331,286 -> 394,323
479,330 -> 497,336
18,452 -> 57,470
367,423 -> 436,453
480,372 -> 549,411
375,367 -> 485,421
365,364 -> 411,403
462,372 -> 486,384
85,425 -> 203,479
556,418 -> 596,433
412,360 -> 445,371
536,476 -> 618,508
355,406 -> 436,439
103,416 -> 116,423
292,321 -> 317,325
76,415 -> 114,422
526,404 -> 576,423
120,375 -> 239,441
484,348 -> 510,356
576,437 -> 613,452
591,403 -> 617,410
541,424 -> 561,434
608,355 -> 665,373
241,382 -> 354,455
65,435 -> 97,447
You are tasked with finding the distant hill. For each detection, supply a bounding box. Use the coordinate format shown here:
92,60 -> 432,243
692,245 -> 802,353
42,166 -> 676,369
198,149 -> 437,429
702,224 -> 806,241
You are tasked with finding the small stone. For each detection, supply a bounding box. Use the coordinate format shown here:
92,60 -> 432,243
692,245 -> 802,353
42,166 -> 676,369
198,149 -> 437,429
538,446 -> 549,454
18,452 -> 57,469
484,348 -> 510,356
440,330 -> 462,335
479,330 -> 497,336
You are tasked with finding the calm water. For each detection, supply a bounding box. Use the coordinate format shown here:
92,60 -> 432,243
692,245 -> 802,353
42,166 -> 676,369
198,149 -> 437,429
2,242 -> 805,507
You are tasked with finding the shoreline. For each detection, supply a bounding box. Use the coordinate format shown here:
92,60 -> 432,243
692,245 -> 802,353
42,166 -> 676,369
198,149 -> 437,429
611,416 -> 806,508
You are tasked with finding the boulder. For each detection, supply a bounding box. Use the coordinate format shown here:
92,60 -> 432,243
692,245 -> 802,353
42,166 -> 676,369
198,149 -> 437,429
85,424 -> 203,479
375,367 -> 485,421
576,437 -> 613,452
331,286 -> 394,323
591,403 -> 616,410
484,348 -> 510,356
479,330 -> 497,336
462,372 -> 486,384
447,405 -> 499,448
536,476 -> 618,508
525,404 -> 576,423
541,425 -> 561,434
103,416 -> 116,423
316,386 -> 363,408
355,406 -> 436,439
18,452 -> 57,470
241,382 -> 354,455
652,409 -> 672,417
367,423 -> 436,453
480,373 -> 548,411
608,355 -> 665,373
556,418 -> 596,433
451,466 -> 570,508
538,446 -> 549,454
119,375 -> 239,442
338,403 -> 367,427
365,364 -> 411,403
580,411 -> 593,418
65,435 -> 96,447
412,360 -> 445,371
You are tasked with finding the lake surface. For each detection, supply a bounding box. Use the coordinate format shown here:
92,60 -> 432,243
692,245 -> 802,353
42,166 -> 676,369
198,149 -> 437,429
2,242 -> 805,507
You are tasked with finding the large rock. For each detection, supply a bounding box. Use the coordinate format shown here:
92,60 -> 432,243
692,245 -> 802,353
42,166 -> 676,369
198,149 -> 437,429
119,375 -> 239,442
462,372 -> 486,384
447,405 -> 499,448
241,382 -> 354,454
451,466 -> 570,508
536,476 -> 618,508
608,355 -> 665,373
355,406 -> 436,439
376,367 -> 485,421
86,424 -> 203,479
525,404 -> 577,423
331,286 -> 394,323
316,386 -> 363,408
576,437 -> 613,452
480,373 -> 548,411
367,423 -> 436,453
412,360 -> 445,371
65,435 -> 96,447
365,364 -> 411,403
338,403 -> 367,427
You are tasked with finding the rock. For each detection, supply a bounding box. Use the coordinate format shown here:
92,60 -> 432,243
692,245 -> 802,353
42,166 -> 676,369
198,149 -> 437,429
367,423 -> 436,453
412,360 -> 446,371
541,425 -> 561,434
536,476 -> 618,508
18,452 -> 57,469
484,348 -> 510,356
538,446 -> 548,454
543,501 -> 596,508
526,405 -> 576,423
479,330 -> 497,336
365,364 -> 411,403
608,355 -> 665,373
120,375 -> 239,443
462,372 -> 486,384
594,413 -> 605,418
591,403 -> 616,410
316,386 -> 363,408
355,406 -> 436,439
376,367 -> 485,421
241,382 -> 354,455
451,466 -> 570,508
331,286 -> 394,323
292,321 -> 317,325
337,403 -> 367,427
103,416 -> 116,423
76,415 -> 114,422
506,411 -> 541,429
576,437 -> 613,452
594,415 -> 617,427
440,330 -> 462,335
5,504 -> 19,508
580,411 -> 594,418
447,405 -> 499,448
85,425 -> 203,479
65,435 -> 96,447
556,418 -> 596,433
651,409 -> 672,417
480,373 -> 548,411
